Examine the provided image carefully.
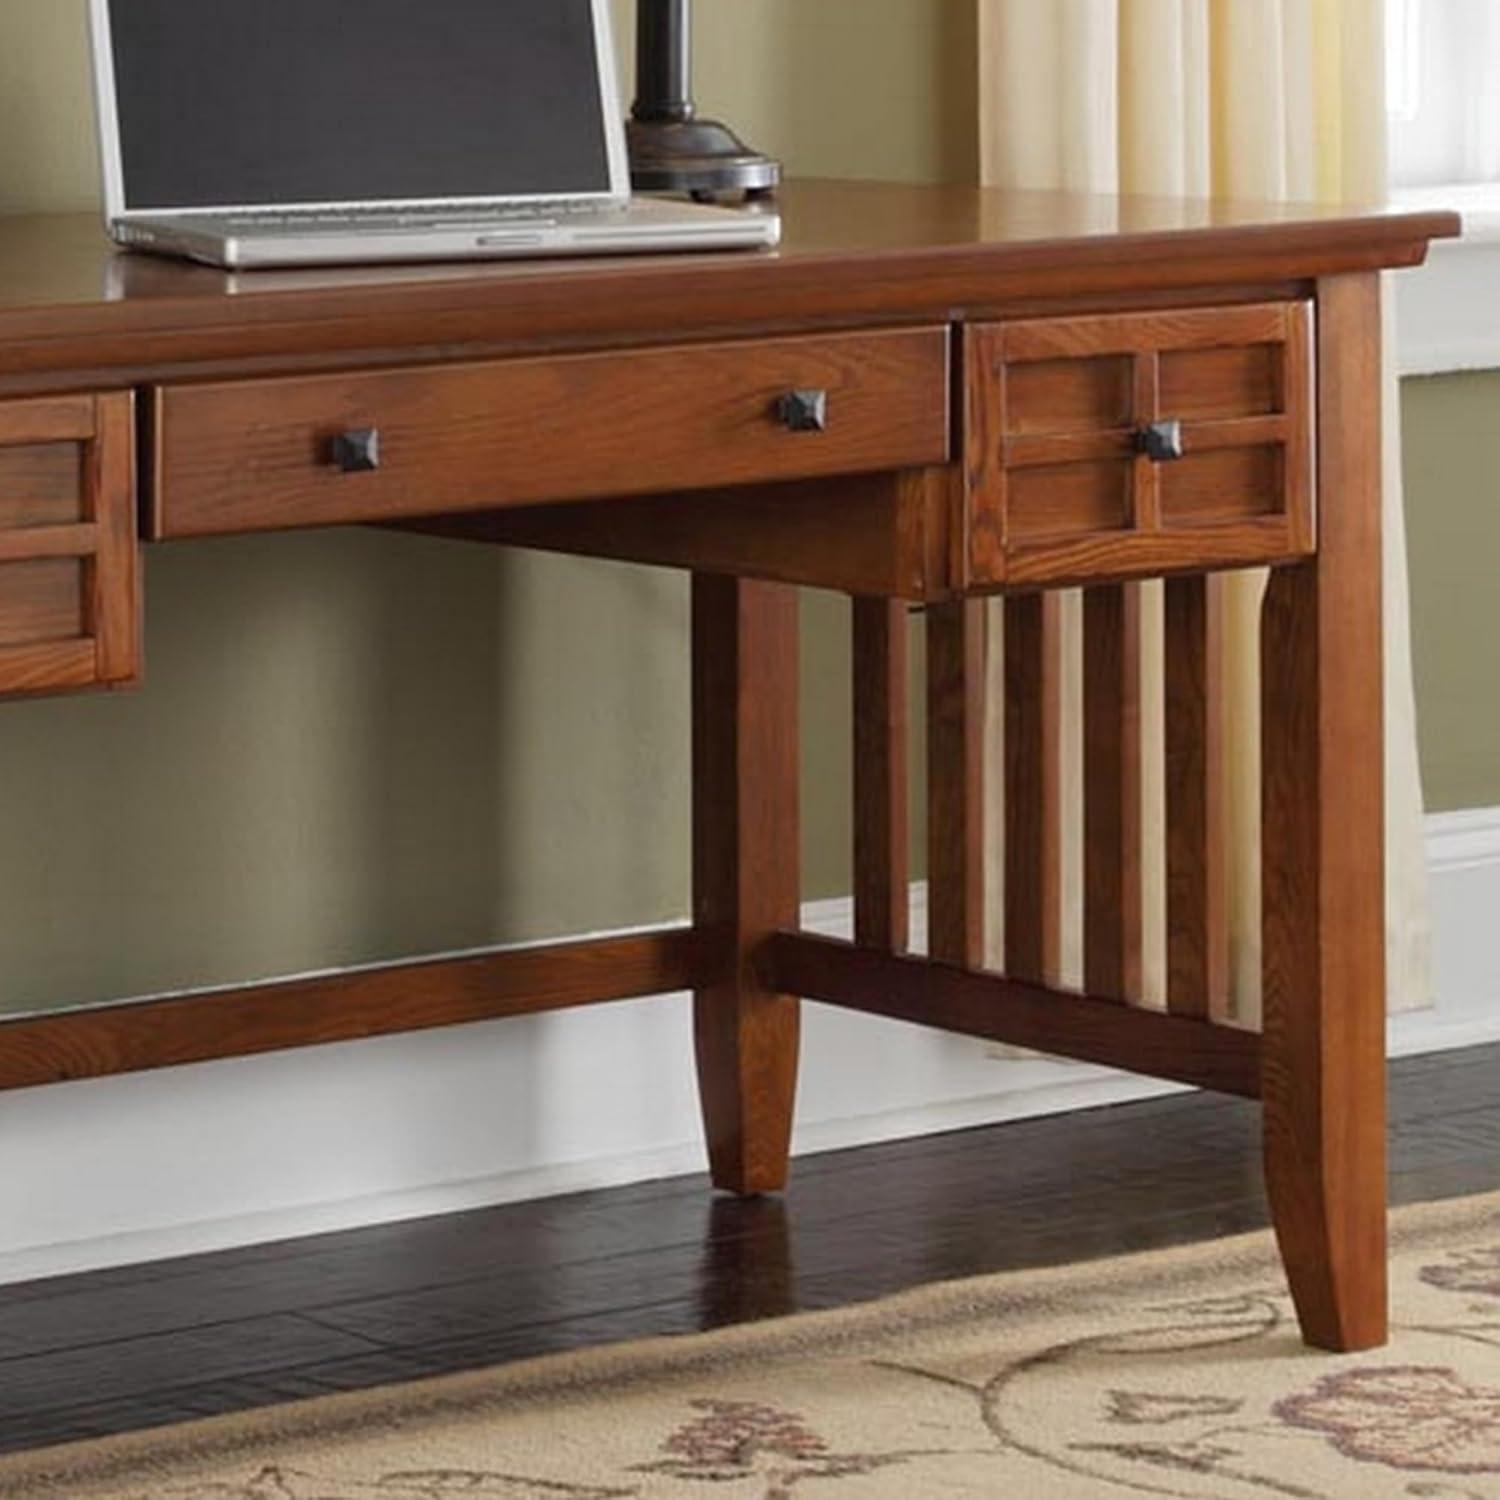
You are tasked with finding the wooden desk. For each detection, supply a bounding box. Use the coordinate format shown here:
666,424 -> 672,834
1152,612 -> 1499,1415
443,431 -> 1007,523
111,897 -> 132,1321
0,182 -> 1458,1351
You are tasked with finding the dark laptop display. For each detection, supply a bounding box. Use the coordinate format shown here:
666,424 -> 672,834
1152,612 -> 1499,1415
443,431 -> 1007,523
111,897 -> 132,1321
108,0 -> 612,210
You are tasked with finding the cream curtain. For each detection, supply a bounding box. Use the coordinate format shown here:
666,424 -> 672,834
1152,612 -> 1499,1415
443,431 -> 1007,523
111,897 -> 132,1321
977,0 -> 1430,1019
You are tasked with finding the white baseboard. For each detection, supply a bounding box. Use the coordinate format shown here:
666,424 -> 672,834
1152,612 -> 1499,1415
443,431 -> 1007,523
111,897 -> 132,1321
1393,808 -> 1500,1054
0,809 -> 1497,1287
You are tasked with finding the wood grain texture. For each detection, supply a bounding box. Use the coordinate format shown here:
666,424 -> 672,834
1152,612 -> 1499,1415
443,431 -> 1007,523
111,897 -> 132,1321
0,444 -> 82,527
770,932 -> 1259,1098
407,467 -> 954,601
0,638 -> 96,696
1160,343 -> 1279,419
692,575 -> 801,1195
853,597 -> 910,952
0,928 -> 717,1091
0,559 -> 82,647
1003,592 -> 1060,984
0,390 -> 139,698
968,300 -> 1316,590
1006,459 -> 1132,540
1132,353 -> 1163,531
153,329 -> 950,538
1005,355 -> 1134,435
1002,517 -> 1309,591
1283,300 -> 1317,554
0,188 -> 1453,394
1164,574 -> 1228,1019
1159,446 -> 1282,524
1260,273 -> 1388,1352
88,392 -> 141,685
1000,303 -> 1292,362
964,321 -> 1012,583
0,523 -> 97,565
926,600 -> 986,968
0,395 -> 95,444
1083,583 -> 1142,1002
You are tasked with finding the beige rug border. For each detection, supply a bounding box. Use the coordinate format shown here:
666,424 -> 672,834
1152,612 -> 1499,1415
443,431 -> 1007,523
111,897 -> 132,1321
5,1188 -> 1499,1496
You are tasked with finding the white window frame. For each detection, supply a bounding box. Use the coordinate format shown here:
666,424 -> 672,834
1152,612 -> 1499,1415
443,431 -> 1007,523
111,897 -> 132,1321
1389,0 -> 1500,376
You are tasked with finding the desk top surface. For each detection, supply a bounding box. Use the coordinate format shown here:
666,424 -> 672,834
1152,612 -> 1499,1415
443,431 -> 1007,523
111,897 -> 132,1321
0,179 -> 1459,386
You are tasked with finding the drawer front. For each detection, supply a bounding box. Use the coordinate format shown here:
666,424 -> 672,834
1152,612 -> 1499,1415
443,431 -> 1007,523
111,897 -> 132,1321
152,328 -> 951,538
0,395 -> 139,699
966,303 -> 1314,588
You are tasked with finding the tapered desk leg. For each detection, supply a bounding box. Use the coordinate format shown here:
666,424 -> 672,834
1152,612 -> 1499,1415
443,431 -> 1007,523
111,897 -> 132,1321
692,573 -> 801,1195
1261,273 -> 1387,1351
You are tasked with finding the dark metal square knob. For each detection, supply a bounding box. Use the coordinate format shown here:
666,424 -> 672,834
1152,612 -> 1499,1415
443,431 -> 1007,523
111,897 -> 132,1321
331,428 -> 381,473
776,389 -> 829,433
1133,420 -> 1184,463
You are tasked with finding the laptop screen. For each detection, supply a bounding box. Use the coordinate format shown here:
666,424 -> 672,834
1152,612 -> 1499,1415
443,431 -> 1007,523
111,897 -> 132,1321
106,0 -> 615,211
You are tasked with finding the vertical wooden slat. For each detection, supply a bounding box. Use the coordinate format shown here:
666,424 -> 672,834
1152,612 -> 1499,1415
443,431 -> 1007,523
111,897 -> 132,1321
692,573 -> 801,1196
88,392 -> 140,685
1083,583 -> 1142,1001
1004,592 -> 1060,985
927,598 -> 985,968
1282,301 -> 1317,555
1261,272 -> 1387,1351
853,596 -> 910,951
1164,574 -> 1228,1018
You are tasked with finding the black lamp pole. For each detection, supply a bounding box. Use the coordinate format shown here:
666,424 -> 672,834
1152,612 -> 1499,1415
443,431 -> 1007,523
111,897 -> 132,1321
627,0 -> 781,201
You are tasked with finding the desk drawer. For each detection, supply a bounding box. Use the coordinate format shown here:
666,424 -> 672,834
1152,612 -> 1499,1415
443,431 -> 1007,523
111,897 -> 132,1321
966,303 -> 1315,588
151,328 -> 951,538
0,395 -> 139,699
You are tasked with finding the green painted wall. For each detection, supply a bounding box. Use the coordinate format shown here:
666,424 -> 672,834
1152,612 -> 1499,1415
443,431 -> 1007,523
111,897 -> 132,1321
0,0 -> 974,1014
1402,371 -> 1500,813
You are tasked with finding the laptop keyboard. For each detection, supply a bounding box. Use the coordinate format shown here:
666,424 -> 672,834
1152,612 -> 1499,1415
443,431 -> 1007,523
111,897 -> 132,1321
223,200 -> 614,229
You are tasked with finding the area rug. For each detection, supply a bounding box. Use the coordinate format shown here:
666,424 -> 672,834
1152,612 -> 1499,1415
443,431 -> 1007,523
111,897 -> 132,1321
8,1193 -> 1500,1499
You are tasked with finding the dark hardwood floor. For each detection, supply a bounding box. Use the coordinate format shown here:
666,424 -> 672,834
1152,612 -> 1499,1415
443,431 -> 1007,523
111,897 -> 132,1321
2,1042 -> 1499,1455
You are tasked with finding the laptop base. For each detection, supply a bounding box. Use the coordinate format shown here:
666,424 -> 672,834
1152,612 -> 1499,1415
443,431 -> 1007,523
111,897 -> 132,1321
114,195 -> 781,271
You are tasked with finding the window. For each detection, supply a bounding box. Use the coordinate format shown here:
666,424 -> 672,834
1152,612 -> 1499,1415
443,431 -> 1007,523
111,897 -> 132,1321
1387,0 -> 1500,375
1387,0 -> 1500,189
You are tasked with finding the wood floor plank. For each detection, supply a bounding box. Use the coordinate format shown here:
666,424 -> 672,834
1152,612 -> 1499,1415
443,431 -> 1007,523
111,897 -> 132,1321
0,1045 -> 1495,1452
0,1315 -> 382,1424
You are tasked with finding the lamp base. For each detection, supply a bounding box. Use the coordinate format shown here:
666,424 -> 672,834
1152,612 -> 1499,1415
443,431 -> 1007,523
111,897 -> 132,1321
627,117 -> 781,203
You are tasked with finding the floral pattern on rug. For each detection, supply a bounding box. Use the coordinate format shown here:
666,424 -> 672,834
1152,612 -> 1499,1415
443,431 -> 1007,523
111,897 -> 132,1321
870,1269 -> 1500,1498
152,1469 -> 637,1498
628,1398 -> 936,1492
33,1205 -> 1500,1500
1422,1247 -> 1500,1302
1276,1367 -> 1500,1475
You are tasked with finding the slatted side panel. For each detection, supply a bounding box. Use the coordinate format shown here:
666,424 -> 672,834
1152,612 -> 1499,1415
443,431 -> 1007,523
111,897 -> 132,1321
1071,575 -> 1231,1013
1022,576 -> 1232,1014
846,567 -> 1231,1029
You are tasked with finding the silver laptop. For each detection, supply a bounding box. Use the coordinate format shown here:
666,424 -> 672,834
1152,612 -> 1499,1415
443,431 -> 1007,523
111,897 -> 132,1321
88,0 -> 780,271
